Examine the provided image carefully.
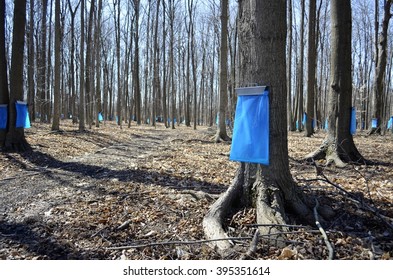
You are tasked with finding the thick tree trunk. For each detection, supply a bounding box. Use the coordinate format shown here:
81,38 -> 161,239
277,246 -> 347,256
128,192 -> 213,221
5,0 -> 30,151
0,0 -> 9,147
204,0 -> 319,254
305,0 -> 365,166
370,0 -> 392,135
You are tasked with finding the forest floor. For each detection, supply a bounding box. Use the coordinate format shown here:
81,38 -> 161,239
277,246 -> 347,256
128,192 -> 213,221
0,120 -> 392,260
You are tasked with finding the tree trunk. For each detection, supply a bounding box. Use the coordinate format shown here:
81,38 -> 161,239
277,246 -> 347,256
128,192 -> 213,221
68,0 -> 80,124
297,0 -> 305,132
305,0 -> 365,166
51,0 -> 61,131
95,0 -> 103,128
152,0 -> 160,127
287,0 -> 295,132
215,0 -> 230,142
169,0 -> 176,129
305,0 -> 317,137
27,0 -> 35,123
0,0 -> 9,147
78,0 -> 85,131
133,0 -> 141,126
162,0 -> 168,128
5,0 -> 30,151
204,0 -> 319,254
370,0 -> 392,134
38,0 -> 48,123
114,0 -> 122,128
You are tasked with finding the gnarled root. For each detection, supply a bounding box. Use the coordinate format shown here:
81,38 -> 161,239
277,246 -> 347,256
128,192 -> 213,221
203,164 -> 245,252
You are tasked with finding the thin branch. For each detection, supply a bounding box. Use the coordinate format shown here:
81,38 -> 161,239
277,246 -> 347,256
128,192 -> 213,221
240,229 -> 259,260
314,198 -> 334,260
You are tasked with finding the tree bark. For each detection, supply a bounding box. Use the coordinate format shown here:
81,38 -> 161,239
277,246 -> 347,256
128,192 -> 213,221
204,0 -> 318,254
370,0 -> 392,134
5,0 -> 29,151
51,0 -> 61,131
305,0 -> 365,166
0,0 -> 9,147
215,0 -> 231,142
305,0 -> 317,137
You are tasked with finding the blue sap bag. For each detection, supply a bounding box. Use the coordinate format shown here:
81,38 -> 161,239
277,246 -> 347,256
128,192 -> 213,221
15,101 -> 31,128
229,86 -> 269,165
350,107 -> 356,135
0,104 -> 7,129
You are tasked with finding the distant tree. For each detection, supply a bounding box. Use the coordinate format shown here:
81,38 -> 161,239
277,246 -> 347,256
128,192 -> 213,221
305,0 -> 317,137
79,0 -> 85,132
133,0 -> 142,125
215,0 -> 231,142
27,0 -> 35,122
38,0 -> 48,123
52,0 -> 61,131
67,0 -> 81,125
287,0 -> 295,131
371,0 -> 392,134
306,0 -> 365,166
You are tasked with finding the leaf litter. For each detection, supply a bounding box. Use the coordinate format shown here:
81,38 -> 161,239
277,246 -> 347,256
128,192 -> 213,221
0,120 -> 392,260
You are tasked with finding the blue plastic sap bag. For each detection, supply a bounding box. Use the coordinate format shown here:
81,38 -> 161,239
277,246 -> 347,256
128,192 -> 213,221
98,112 -> 104,122
350,107 -> 356,135
387,117 -> 393,129
372,118 -> 378,128
229,87 -> 269,165
0,104 -> 7,129
15,101 -> 31,128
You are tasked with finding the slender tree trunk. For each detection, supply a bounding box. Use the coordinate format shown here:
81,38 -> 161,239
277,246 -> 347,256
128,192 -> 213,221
114,0 -> 122,128
162,0 -> 168,128
51,0 -> 61,131
287,0 -> 294,131
215,0 -> 230,142
133,0 -> 141,125
297,0 -> 305,132
169,0 -> 176,129
152,0 -> 160,127
305,0 -> 317,137
78,0 -> 85,131
68,0 -> 80,124
27,0 -> 35,122
38,0 -> 48,123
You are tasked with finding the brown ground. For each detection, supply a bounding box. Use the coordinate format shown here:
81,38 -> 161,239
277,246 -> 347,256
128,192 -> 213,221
0,120 -> 392,260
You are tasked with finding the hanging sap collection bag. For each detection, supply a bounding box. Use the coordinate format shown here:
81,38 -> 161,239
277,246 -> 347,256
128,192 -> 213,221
0,104 -> 7,129
229,86 -> 269,165
15,101 -> 31,129
350,107 -> 356,135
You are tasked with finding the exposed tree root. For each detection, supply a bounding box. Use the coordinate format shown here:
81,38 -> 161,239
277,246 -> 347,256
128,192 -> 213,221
304,137 -> 367,167
202,163 -> 245,252
214,131 -> 232,143
203,163 -> 329,254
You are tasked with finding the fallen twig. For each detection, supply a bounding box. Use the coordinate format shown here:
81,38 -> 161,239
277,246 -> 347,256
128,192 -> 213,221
314,199 -> 334,260
240,229 -> 259,260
